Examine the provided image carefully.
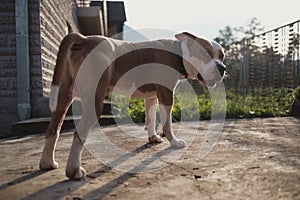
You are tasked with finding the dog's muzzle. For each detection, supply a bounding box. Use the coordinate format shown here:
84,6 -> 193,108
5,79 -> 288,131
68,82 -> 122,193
197,61 -> 226,87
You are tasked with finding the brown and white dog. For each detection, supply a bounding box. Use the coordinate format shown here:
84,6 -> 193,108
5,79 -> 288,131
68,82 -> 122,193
39,32 -> 226,179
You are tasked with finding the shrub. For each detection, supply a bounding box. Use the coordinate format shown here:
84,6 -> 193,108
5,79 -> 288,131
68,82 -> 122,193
112,86 -> 297,122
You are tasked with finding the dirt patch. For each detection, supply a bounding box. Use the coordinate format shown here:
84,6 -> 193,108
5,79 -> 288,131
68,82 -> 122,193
0,117 -> 299,199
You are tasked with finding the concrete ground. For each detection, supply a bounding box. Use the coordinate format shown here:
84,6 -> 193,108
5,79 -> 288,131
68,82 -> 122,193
0,117 -> 299,200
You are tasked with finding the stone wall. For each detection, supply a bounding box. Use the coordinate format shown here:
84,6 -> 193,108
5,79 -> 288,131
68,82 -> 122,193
40,0 -> 79,97
29,0 -> 43,117
31,0 -> 80,117
0,0 -> 18,133
0,0 -> 80,133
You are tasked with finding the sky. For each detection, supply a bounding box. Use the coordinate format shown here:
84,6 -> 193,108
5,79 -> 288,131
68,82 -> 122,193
116,0 -> 300,40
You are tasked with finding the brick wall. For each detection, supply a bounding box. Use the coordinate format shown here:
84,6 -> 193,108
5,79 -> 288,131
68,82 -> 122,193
0,0 -> 18,133
40,0 -> 79,97
0,0 -> 81,133
31,0 -> 80,117
29,0 -> 43,118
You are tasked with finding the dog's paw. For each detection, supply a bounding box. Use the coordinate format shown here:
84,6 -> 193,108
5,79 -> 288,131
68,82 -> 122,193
66,166 -> 86,180
148,135 -> 163,143
39,159 -> 59,170
170,138 -> 186,148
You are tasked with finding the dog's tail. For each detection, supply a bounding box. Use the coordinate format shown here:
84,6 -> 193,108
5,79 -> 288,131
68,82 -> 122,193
49,33 -> 84,112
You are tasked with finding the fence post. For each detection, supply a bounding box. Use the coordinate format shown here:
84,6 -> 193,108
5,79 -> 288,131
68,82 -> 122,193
226,19 -> 300,116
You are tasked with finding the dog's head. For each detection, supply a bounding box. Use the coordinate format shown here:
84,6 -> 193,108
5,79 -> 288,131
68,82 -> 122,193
175,32 -> 226,87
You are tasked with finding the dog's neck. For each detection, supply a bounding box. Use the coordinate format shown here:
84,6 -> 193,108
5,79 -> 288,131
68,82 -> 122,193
174,40 -> 187,79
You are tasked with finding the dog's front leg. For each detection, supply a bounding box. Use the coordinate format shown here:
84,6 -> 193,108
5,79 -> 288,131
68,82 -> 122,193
157,91 -> 186,148
145,97 -> 163,143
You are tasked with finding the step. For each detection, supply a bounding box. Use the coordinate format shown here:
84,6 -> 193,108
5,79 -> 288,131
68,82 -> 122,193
66,100 -> 117,116
32,99 -> 116,118
8,115 -> 118,139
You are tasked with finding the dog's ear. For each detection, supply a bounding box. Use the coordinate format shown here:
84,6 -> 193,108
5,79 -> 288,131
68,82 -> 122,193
175,32 -> 197,42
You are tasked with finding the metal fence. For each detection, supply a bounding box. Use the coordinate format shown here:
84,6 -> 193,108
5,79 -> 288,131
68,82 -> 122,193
224,20 -> 300,98
76,0 -> 90,7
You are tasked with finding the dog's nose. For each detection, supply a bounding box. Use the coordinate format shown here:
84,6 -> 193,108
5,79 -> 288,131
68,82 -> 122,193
216,62 -> 226,76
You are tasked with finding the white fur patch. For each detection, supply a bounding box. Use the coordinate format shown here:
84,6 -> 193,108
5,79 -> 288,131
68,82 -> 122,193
181,53 -> 195,78
49,85 -> 59,112
181,40 -> 215,80
181,40 -> 203,79
181,39 -> 190,56
170,138 -> 186,148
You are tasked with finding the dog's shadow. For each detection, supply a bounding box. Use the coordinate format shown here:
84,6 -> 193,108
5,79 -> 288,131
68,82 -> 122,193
0,170 -> 47,191
17,143 -> 175,200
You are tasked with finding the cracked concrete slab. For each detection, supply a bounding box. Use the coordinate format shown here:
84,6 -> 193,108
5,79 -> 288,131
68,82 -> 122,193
0,117 -> 299,199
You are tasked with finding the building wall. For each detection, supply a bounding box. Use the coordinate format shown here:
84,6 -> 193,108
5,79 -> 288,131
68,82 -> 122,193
29,0 -> 43,118
32,0 -> 80,117
0,0 -> 125,134
0,0 -> 81,133
40,0 -> 79,97
0,0 -> 18,133
108,22 -> 124,39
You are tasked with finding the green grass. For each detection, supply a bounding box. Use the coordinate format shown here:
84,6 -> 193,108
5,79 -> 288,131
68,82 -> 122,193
226,89 -> 292,118
112,86 -> 297,123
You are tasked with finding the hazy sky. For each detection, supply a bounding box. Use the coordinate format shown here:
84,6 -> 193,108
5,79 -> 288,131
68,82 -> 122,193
118,0 -> 300,39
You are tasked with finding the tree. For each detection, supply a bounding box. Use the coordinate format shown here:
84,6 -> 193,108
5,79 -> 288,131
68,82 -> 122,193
214,26 -> 238,49
235,17 -> 265,38
214,17 -> 265,48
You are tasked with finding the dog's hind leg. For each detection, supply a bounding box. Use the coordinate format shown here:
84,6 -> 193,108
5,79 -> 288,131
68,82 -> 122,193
65,98 -> 99,179
66,79 -> 108,180
40,81 -> 73,170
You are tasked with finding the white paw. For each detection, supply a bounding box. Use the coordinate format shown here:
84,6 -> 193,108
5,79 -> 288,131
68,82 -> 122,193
170,138 -> 186,148
66,166 -> 86,180
39,159 -> 59,170
148,134 -> 164,143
